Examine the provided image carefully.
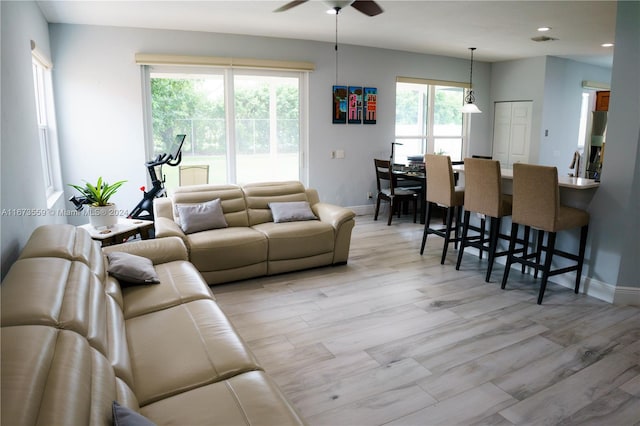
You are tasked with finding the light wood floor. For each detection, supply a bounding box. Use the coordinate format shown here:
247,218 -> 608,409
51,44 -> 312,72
211,214 -> 640,426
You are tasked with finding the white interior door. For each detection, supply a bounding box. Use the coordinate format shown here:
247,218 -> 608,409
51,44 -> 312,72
508,102 -> 532,165
492,101 -> 532,167
492,103 -> 512,166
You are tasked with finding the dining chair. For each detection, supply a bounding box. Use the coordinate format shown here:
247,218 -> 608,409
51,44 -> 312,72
394,163 -> 424,216
373,159 -> 418,225
179,165 -> 209,186
501,163 -> 590,304
455,158 -> 526,282
419,154 -> 464,264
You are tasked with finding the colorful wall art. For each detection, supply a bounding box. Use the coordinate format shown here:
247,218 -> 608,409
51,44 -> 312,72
348,86 -> 363,124
363,87 -> 377,124
332,85 -> 347,124
332,85 -> 377,125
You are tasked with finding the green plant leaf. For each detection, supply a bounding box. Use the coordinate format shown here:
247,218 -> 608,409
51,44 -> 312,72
68,177 -> 127,206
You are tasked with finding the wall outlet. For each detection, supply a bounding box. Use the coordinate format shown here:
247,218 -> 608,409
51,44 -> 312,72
367,192 -> 373,199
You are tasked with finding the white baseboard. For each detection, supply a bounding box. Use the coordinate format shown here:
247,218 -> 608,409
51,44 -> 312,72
612,285 -> 640,306
464,245 -> 640,306
552,274 -> 613,303
553,275 -> 640,306
350,204 -> 375,216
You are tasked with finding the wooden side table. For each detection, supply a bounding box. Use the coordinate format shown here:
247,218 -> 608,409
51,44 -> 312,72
78,218 -> 154,247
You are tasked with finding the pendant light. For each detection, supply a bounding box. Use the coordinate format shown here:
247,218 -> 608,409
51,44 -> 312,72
333,6 -> 342,85
461,47 -> 482,114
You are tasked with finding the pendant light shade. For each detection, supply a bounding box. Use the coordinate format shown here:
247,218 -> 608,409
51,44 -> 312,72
461,102 -> 482,114
461,47 -> 481,114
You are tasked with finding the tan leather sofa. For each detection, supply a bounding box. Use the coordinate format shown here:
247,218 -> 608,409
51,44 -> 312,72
1,224 -> 304,426
153,181 -> 356,285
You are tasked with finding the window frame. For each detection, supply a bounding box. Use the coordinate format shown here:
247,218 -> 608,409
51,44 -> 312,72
141,65 -> 309,187
394,77 -> 470,163
32,48 -> 62,206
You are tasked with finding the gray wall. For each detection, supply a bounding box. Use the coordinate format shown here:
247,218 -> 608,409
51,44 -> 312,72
588,0 -> 640,295
489,56 -> 547,165
0,1 -> 66,277
488,55 -> 611,173
540,56 -> 611,174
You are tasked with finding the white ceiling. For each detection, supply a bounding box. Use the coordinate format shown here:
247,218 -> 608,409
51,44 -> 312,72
37,0 -> 617,67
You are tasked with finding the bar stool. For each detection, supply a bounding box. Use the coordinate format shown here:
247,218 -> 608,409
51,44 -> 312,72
420,154 -> 464,264
501,163 -> 590,304
455,158 -> 523,282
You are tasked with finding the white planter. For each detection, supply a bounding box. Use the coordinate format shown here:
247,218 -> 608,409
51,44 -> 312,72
88,204 -> 119,229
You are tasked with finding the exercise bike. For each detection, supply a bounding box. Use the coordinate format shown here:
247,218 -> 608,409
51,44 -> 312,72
128,134 -> 186,221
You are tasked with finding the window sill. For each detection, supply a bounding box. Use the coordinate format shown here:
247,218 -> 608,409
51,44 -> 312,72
46,190 -> 64,210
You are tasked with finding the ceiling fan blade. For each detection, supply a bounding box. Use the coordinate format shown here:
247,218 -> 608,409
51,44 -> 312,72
274,0 -> 309,13
350,0 -> 383,16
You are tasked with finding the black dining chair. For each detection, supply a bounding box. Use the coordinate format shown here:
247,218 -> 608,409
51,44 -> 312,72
373,159 -> 419,225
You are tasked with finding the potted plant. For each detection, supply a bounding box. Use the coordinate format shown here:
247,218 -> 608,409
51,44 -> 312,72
69,177 -> 126,228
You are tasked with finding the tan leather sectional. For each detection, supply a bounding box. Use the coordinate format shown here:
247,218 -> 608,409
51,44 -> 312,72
153,181 -> 356,285
1,224 -> 305,425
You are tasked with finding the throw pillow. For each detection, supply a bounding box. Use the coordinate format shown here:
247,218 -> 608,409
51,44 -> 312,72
107,252 -> 160,285
176,198 -> 228,234
112,401 -> 157,426
269,201 -> 318,223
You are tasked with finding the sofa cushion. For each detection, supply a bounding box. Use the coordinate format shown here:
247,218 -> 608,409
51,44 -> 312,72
252,221 -> 335,260
172,185 -> 249,227
119,261 -> 214,320
125,299 -> 261,405
18,223 -> 106,280
243,181 -> 310,226
107,252 -> 160,285
1,257 -> 110,356
140,371 -> 304,426
187,227 -> 268,272
176,198 -> 228,234
1,326 -> 119,426
269,201 -> 318,223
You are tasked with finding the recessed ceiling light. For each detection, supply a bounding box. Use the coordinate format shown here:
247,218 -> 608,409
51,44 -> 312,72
537,27 -> 552,32
601,43 -> 614,47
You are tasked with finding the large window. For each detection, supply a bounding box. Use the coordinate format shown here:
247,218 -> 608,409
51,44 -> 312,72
144,66 -> 306,189
394,78 -> 467,163
32,46 -> 62,205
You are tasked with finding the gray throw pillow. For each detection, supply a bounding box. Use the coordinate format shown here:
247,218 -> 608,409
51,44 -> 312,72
269,201 -> 318,223
176,198 -> 228,234
107,252 -> 160,285
112,401 -> 157,426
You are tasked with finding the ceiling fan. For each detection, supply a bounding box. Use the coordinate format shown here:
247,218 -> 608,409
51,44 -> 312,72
275,0 -> 384,17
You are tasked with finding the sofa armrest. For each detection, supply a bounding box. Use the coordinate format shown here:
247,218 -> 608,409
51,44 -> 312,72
312,202 -> 355,265
313,202 -> 356,229
153,198 -> 189,244
102,236 -> 188,264
154,217 -> 186,238
153,197 -> 174,220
